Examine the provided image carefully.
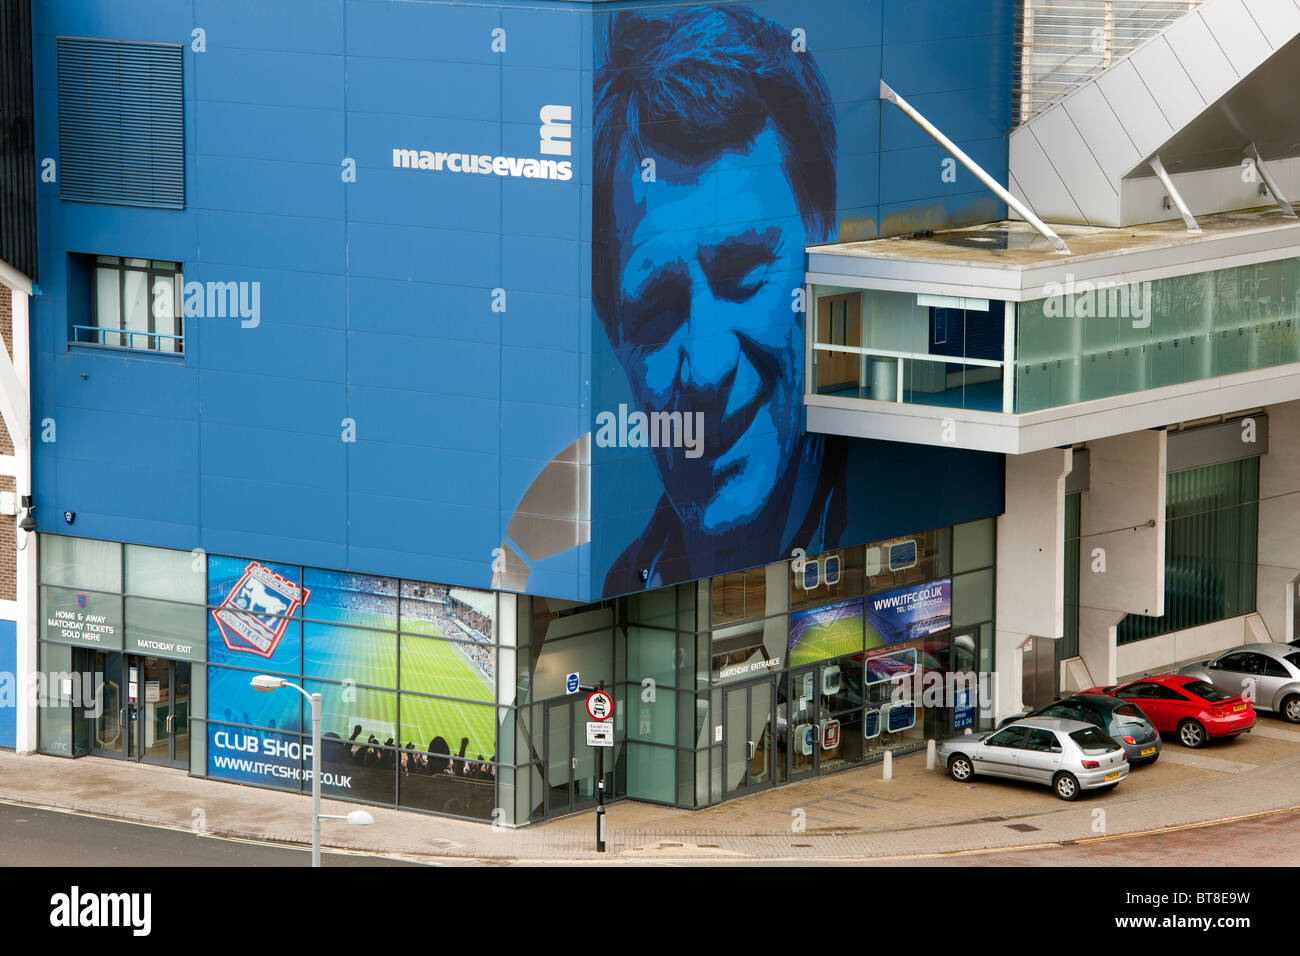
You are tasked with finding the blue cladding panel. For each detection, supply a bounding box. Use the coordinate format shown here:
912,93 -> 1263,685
32,0 -> 1008,602
0,619 -> 15,749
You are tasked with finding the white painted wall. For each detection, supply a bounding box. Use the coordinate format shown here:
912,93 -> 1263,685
993,448 -> 1071,718
1077,430 -> 1167,684
996,448 -> 1071,637
1257,399 -> 1300,642
1116,613 -> 1260,678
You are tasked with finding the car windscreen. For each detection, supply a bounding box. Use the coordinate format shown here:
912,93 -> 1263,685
1285,652 -> 1300,670
1111,704 -> 1149,729
1183,680 -> 1234,702
1068,727 -> 1120,754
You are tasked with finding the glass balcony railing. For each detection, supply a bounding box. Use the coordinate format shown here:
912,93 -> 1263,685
812,346 -> 1007,412
1014,259 -> 1300,412
810,257 -> 1300,418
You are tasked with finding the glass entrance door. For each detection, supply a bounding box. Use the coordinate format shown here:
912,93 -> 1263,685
91,651 -> 127,758
91,653 -> 189,770
723,679 -> 774,798
137,656 -> 171,765
543,698 -> 573,816
134,657 -> 191,769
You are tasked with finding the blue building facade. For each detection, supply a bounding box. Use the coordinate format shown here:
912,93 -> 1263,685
31,0 -> 1012,822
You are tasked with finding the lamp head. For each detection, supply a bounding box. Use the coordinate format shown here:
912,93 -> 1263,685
249,675 -> 288,692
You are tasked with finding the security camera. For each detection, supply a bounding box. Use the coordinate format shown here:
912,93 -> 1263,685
19,509 -> 36,533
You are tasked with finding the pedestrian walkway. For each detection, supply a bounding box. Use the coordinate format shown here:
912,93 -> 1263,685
3,719 -> 1298,863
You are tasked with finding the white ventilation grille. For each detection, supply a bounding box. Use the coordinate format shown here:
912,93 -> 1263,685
1014,0 -> 1205,125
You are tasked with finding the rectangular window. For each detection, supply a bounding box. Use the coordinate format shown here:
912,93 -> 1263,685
1117,458 -> 1259,644
76,256 -> 184,353
1062,493 -> 1081,660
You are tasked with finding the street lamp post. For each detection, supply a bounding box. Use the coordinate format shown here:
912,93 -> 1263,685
249,675 -> 373,866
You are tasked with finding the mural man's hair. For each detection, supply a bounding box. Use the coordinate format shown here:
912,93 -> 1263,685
593,5 -> 838,319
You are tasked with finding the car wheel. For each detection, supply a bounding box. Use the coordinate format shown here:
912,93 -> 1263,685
1177,719 -> 1207,748
1281,695 -> 1300,725
1053,772 -> 1080,801
948,754 -> 973,781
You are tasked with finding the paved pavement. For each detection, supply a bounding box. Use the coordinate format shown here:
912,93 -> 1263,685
2,716 -> 1298,864
879,807 -> 1300,867
0,802 -> 417,866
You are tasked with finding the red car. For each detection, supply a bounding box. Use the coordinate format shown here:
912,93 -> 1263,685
1082,674 -> 1255,748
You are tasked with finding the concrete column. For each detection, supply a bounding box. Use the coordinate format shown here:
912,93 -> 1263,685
1077,430 -> 1167,686
1257,400 -> 1300,642
994,447 -> 1071,717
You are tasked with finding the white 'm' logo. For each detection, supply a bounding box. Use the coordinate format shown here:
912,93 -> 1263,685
539,105 -> 572,157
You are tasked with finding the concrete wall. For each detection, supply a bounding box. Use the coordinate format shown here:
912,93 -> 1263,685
1116,613 -> 1261,679
1258,399 -> 1300,642
993,447 -> 1070,716
1077,430 -> 1167,685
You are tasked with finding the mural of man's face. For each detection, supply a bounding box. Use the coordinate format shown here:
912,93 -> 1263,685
607,126 -> 809,541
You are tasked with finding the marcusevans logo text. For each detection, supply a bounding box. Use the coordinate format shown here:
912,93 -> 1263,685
393,104 -> 573,182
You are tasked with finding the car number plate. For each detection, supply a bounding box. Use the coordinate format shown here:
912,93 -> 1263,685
1104,771 -> 1122,782
1140,747 -> 1155,757
1233,704 -> 1247,712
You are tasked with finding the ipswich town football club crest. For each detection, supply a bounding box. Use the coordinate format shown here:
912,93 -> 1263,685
211,562 -> 310,658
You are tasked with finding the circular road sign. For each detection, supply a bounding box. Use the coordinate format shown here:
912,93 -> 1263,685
586,690 -> 613,721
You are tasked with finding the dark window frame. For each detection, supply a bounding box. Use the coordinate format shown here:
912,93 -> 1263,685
77,255 -> 184,353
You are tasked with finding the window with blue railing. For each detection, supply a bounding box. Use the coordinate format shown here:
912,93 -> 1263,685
76,255 -> 184,354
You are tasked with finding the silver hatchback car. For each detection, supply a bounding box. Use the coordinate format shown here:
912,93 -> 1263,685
937,716 -> 1129,801
1179,643 -> 1300,723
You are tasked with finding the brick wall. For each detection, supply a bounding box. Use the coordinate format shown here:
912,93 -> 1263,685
0,286 -> 12,455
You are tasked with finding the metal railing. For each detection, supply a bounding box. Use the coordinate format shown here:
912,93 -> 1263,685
72,324 -> 184,353
812,343 -> 1009,412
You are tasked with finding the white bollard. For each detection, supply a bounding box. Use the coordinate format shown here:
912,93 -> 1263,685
926,738 -> 936,770
883,750 -> 893,781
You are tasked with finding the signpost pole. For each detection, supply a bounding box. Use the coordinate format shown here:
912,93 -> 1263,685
580,681 -> 609,854
596,738 -> 606,853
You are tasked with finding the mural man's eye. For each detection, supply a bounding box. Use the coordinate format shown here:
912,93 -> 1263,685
719,261 -> 773,303
622,274 -> 689,345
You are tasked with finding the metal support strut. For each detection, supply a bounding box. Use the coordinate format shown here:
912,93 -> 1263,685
880,78 -> 1070,254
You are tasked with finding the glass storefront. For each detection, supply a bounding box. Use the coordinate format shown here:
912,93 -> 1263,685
37,520 -> 997,824
607,519 -> 998,812
37,536 -> 508,823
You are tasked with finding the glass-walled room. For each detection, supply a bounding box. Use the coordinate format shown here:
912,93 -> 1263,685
811,257 -> 1300,417
810,285 -> 1010,411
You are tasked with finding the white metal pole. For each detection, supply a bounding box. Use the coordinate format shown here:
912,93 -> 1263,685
310,692 -> 322,868
880,79 -> 1070,254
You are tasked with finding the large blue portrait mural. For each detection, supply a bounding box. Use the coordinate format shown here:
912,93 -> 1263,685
593,5 -> 847,594
486,1 -> 1010,600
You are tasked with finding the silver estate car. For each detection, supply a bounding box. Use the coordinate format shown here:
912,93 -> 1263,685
1179,643 -> 1300,723
937,717 -> 1129,801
